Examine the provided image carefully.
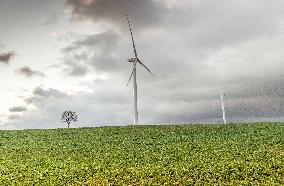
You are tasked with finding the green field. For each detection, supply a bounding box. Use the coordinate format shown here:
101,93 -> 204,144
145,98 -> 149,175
1,122 -> 284,185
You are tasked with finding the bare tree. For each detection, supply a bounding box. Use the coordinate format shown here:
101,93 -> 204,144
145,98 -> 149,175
61,111 -> 78,128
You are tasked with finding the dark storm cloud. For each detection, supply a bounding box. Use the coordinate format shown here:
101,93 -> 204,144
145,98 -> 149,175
66,0 -> 168,29
0,52 -> 15,64
9,106 -> 27,112
16,66 -> 45,77
66,0 -> 283,47
58,0 -> 284,125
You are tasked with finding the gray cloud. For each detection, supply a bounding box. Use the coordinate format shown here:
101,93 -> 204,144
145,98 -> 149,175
173,0 -> 283,49
63,61 -> 89,76
0,52 -> 15,64
66,0 -> 283,47
9,106 -> 27,113
25,86 -> 69,106
32,86 -> 68,98
66,0 -> 168,29
44,13 -> 59,25
16,66 -> 45,77
61,49 -> 90,76
61,30 -> 125,76
0,43 -> 4,50
8,114 -> 21,120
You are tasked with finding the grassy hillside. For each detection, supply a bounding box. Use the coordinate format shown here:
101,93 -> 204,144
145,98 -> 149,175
1,122 -> 284,185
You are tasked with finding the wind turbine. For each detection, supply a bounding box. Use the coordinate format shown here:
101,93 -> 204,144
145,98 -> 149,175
220,89 -> 227,124
125,13 -> 153,125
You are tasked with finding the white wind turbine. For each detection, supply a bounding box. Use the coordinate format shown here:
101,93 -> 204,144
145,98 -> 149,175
220,89 -> 227,124
125,13 -> 153,125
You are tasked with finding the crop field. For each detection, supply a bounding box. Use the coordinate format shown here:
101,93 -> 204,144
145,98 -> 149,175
1,122 -> 284,185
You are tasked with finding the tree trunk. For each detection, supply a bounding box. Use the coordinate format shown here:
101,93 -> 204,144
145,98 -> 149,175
68,123 -> 70,128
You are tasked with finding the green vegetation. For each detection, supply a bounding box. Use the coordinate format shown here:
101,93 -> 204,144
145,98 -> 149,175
1,122 -> 284,185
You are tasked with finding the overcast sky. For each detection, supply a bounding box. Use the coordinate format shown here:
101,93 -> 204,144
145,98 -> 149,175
0,0 -> 283,129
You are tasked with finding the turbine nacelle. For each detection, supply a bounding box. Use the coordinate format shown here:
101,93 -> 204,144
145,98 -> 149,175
127,58 -> 153,75
126,57 -> 154,86
127,58 -> 137,63
221,88 -> 225,96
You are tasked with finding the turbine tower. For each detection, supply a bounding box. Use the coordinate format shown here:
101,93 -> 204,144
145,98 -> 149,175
125,13 -> 153,125
220,89 -> 227,124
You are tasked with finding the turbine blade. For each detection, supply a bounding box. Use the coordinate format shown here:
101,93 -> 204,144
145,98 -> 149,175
127,67 -> 135,86
127,58 -> 138,86
126,13 -> 138,58
137,58 -> 153,76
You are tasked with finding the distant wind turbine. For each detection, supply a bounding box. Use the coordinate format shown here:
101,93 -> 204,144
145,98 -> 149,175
220,89 -> 227,124
125,13 -> 153,125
